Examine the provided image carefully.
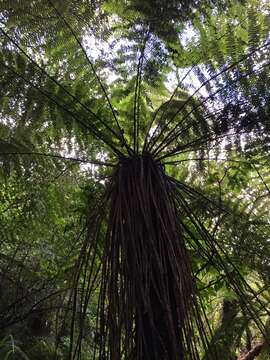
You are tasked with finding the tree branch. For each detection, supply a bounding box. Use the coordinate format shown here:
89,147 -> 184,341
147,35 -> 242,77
237,342 -> 265,360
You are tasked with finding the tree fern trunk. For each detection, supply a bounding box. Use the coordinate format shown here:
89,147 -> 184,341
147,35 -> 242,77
105,154 -> 195,359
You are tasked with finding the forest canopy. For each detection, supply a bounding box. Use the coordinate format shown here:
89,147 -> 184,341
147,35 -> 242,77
0,0 -> 270,359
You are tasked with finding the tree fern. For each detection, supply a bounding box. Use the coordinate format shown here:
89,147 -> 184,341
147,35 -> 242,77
0,0 -> 270,359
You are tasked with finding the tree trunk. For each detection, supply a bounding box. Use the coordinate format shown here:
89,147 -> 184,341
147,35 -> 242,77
107,155 -> 195,359
203,300 -> 244,360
